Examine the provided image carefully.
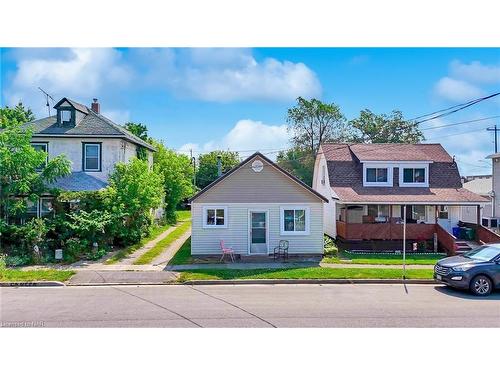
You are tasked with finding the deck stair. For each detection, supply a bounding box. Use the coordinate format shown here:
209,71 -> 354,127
454,241 -> 474,253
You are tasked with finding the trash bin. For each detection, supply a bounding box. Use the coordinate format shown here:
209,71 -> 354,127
452,227 -> 460,238
464,228 -> 475,240
459,227 -> 467,240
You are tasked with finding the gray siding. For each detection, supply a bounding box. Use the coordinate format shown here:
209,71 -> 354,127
191,202 -> 324,255
194,157 -> 322,203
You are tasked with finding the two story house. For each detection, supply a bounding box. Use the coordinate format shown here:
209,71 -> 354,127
312,143 -> 489,254
20,97 -> 156,220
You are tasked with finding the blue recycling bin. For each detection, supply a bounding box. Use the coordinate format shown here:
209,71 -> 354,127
452,227 -> 461,238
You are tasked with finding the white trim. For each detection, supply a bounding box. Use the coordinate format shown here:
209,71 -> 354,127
280,206 -> 311,235
83,143 -> 101,172
339,201 -> 486,206
359,160 -> 433,164
362,163 -> 393,187
247,209 -> 270,255
202,206 -> 228,229
399,163 -> 429,187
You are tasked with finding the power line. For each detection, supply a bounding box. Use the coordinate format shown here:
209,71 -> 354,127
420,115 -> 500,131
413,92 -> 500,125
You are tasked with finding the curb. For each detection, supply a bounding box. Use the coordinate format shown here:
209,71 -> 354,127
182,279 -> 438,286
0,281 -> 65,287
67,282 -> 174,287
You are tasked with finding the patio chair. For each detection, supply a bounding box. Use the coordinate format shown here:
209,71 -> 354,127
273,240 -> 289,261
219,240 -> 235,263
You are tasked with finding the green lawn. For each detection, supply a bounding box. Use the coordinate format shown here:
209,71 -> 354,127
322,251 -> 445,265
176,209 -> 191,222
0,269 -> 75,282
177,267 -> 434,282
168,236 -> 192,265
134,220 -> 192,265
105,222 -> 171,264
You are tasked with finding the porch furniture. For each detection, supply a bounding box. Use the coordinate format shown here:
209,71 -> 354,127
273,240 -> 289,260
219,240 -> 235,263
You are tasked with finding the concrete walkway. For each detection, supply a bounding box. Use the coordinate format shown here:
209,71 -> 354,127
153,229 -> 191,266
116,225 -> 178,265
68,270 -> 178,285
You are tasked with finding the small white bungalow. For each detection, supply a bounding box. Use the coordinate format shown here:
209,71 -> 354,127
189,152 -> 328,256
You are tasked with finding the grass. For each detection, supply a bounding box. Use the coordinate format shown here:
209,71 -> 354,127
176,209 -> 191,222
322,251 -> 445,265
168,236 -> 192,265
133,220 -> 192,265
177,267 -> 434,282
105,222 -> 171,264
0,269 -> 75,282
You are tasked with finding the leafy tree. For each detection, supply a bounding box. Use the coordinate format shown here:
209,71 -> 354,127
276,147 -> 315,186
349,109 -> 424,143
286,97 -> 350,157
0,102 -> 35,128
195,150 -> 240,189
105,158 -> 164,245
0,107 -> 71,219
67,209 -> 113,246
153,142 -> 194,221
124,122 -> 151,161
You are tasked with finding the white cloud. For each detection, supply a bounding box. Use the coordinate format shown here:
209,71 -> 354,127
139,48 -> 321,102
179,119 -> 290,159
450,60 -> 500,84
4,48 -> 132,116
434,77 -> 484,102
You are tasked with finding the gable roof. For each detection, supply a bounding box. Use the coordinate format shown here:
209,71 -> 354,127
22,97 -> 155,151
320,143 -> 488,204
189,152 -> 328,203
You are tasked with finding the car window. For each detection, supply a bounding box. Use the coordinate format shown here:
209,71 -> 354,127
464,246 -> 500,261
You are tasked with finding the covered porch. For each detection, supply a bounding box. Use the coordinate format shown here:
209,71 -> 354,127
335,203 -> 483,254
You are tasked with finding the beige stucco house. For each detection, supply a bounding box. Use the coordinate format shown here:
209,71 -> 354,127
189,152 -> 328,256
19,97 -> 156,220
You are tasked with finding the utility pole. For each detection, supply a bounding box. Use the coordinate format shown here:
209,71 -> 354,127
487,124 -> 499,153
190,149 -> 196,188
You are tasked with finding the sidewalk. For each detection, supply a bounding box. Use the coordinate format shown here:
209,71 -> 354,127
67,270 -> 178,285
153,229 -> 191,266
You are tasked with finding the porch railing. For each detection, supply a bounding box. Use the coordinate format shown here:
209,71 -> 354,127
336,222 -> 435,241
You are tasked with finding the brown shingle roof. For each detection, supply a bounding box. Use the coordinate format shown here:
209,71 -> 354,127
321,143 -> 488,204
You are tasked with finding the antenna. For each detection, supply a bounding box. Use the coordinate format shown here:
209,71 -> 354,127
38,87 -> 56,116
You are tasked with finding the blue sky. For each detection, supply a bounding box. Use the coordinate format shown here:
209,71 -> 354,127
1,47 -> 499,175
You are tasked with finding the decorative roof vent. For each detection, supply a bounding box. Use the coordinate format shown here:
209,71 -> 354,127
251,159 -> 264,172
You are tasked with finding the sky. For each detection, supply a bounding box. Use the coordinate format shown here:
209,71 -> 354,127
1,47 -> 499,175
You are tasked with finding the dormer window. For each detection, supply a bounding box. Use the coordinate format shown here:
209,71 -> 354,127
363,164 -> 393,187
59,109 -> 73,126
400,165 -> 429,187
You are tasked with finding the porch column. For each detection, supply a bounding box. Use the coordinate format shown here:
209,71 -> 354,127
389,205 -> 393,240
434,205 -> 438,224
476,204 -> 480,241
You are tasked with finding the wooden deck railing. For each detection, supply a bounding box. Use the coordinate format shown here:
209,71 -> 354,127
336,222 -> 435,241
460,222 -> 500,244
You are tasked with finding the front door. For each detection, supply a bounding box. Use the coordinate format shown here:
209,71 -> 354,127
249,211 -> 267,254
437,205 -> 452,232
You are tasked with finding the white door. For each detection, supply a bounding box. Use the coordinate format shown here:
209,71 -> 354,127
437,205 -> 452,232
249,211 -> 267,254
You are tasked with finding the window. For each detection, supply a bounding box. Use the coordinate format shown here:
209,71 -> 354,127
31,142 -> 48,171
321,165 -> 326,185
280,207 -> 310,235
438,205 -> 449,219
25,199 -> 38,221
411,205 -> 426,221
403,168 -> 426,183
60,109 -> 72,124
40,198 -> 54,218
367,204 -> 390,218
366,168 -> 388,183
203,207 -> 227,228
363,164 -> 392,186
83,143 -> 101,171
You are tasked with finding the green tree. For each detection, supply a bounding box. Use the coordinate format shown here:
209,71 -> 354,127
153,142 -> 194,221
276,147 -> 316,186
0,107 -> 71,219
349,109 -> 424,143
0,102 -> 35,128
195,150 -> 240,189
286,97 -> 350,157
105,158 -> 164,245
124,122 -> 151,161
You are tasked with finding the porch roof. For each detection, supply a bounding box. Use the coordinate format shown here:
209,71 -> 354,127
333,186 -> 489,205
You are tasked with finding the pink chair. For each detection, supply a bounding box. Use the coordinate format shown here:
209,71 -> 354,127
220,240 -> 235,263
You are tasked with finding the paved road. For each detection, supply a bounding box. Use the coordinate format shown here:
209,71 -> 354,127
1,284 -> 498,327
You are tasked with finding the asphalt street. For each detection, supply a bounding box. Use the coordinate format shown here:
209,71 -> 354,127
1,284 -> 499,327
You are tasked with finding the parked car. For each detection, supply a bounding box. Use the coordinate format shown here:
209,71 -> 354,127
434,244 -> 500,295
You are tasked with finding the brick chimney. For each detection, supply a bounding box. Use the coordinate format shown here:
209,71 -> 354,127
91,98 -> 100,114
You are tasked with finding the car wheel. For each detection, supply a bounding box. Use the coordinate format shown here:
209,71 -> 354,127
470,275 -> 493,296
